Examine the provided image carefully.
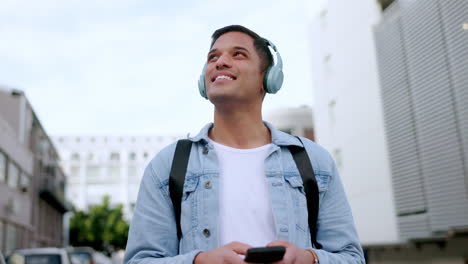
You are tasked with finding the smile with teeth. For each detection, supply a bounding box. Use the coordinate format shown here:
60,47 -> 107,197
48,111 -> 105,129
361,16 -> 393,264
214,75 -> 235,81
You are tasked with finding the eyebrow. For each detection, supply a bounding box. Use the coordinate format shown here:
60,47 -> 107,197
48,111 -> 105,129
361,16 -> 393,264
208,46 -> 251,56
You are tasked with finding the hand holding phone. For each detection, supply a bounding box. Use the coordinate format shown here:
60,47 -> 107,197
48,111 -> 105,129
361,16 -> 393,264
244,246 -> 286,263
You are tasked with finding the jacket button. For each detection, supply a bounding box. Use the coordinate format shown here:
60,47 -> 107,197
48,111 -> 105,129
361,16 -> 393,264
204,181 -> 212,189
203,228 -> 211,238
203,147 -> 209,154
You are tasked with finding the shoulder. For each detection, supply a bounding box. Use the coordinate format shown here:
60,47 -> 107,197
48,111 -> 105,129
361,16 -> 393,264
146,141 -> 179,184
298,137 -> 335,175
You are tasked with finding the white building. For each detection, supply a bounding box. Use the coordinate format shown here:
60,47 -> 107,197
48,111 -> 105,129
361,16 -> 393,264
264,106 -> 315,140
52,135 -> 182,219
309,0 -> 399,245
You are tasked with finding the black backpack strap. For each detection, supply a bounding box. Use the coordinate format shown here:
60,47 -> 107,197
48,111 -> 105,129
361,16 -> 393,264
288,137 -> 323,249
169,139 -> 193,241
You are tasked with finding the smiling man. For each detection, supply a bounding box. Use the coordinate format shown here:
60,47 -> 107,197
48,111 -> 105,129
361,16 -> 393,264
124,25 -> 365,264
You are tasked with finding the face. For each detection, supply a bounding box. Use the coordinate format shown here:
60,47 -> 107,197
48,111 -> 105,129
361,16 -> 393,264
205,32 -> 265,104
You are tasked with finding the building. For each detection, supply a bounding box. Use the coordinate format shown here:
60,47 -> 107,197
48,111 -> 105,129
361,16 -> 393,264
264,106 -> 315,140
0,87 -> 68,252
372,0 -> 468,259
52,135 -> 182,219
311,0 -> 468,262
310,0 -> 398,245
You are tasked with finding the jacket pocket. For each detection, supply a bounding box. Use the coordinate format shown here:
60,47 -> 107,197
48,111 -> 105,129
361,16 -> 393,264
284,176 -> 307,207
284,173 -> 330,233
182,176 -> 199,201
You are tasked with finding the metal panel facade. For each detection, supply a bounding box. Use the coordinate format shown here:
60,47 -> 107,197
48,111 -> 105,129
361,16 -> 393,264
375,0 -> 468,240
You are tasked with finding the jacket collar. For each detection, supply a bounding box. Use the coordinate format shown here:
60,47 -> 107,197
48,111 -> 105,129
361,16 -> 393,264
188,121 -> 303,148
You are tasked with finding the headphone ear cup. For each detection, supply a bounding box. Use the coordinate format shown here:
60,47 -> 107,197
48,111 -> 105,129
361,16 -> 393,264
264,65 -> 284,94
198,64 -> 208,99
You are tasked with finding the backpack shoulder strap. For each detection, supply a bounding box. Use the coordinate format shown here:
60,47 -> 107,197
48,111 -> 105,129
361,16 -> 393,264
169,139 -> 193,241
287,137 -> 323,249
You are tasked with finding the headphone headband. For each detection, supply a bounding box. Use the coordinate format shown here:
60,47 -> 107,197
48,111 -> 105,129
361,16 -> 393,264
263,38 -> 283,71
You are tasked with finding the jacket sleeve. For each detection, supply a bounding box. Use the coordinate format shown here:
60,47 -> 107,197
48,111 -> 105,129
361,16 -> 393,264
312,159 -> 366,264
124,160 -> 202,264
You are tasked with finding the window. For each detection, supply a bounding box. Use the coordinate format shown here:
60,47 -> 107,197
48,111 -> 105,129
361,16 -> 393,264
129,152 -> 136,161
86,166 -> 100,179
328,99 -> 336,125
5,223 -> 16,254
0,220 -> 3,252
0,151 -> 6,183
143,152 -> 149,159
87,153 -> 94,161
128,166 -> 137,178
7,162 -> 19,189
26,254 -> 60,264
109,166 -> 120,178
19,173 -> 30,192
70,166 -> 80,179
110,152 -> 120,161
71,153 -> 80,161
58,180 -> 65,199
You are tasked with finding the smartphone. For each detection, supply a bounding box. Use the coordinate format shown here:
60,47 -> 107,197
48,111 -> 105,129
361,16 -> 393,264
244,246 -> 286,263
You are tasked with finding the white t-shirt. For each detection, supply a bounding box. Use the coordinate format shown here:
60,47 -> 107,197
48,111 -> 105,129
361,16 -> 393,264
211,140 -> 277,247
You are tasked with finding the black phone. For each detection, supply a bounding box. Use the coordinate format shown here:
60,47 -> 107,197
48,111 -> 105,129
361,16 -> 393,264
244,246 -> 286,263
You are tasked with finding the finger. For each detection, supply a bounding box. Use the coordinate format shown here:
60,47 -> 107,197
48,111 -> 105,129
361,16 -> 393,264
281,245 -> 298,264
225,252 -> 247,264
226,241 -> 252,255
266,240 -> 290,248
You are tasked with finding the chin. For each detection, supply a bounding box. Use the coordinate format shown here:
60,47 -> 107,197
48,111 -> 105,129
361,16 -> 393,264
207,92 -> 244,105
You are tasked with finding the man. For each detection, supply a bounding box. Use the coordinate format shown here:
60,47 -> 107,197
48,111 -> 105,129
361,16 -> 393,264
124,25 -> 365,263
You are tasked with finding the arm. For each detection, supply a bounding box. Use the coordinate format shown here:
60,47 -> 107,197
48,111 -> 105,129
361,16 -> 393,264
124,162 -> 201,264
313,161 -> 365,263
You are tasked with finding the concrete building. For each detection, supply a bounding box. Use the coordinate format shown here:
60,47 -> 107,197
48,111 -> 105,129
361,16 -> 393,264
0,87 -> 68,253
311,0 -> 468,262
52,135 -> 182,219
264,106 -> 315,141
310,0 -> 398,245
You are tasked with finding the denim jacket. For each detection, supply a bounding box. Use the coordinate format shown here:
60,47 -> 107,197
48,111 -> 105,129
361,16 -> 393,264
124,122 -> 365,264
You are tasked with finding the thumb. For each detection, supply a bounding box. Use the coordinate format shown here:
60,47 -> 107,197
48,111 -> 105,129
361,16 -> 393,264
226,242 -> 252,255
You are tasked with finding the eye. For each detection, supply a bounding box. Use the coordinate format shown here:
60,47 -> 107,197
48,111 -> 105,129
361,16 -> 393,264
208,54 -> 218,62
234,51 -> 246,57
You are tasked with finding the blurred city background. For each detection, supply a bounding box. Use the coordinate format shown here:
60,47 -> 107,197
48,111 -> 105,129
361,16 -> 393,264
0,0 -> 467,263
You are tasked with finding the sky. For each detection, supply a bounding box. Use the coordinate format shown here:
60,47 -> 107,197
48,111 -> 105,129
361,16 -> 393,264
0,0 -> 326,136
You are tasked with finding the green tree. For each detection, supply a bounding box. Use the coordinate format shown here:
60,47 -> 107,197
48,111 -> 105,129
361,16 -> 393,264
69,196 -> 129,254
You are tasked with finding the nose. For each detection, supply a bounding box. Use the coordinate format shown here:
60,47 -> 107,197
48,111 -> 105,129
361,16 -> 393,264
215,54 -> 232,70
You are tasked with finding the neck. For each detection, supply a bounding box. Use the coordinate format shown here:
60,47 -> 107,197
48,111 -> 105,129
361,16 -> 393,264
209,102 -> 271,149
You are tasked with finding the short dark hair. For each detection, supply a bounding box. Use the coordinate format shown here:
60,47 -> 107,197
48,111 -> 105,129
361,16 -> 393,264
210,25 -> 273,73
